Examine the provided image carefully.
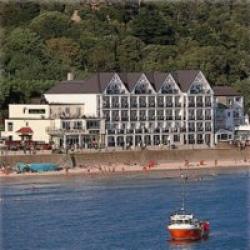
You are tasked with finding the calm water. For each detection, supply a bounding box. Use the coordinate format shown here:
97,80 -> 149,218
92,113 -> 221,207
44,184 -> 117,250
0,170 -> 250,250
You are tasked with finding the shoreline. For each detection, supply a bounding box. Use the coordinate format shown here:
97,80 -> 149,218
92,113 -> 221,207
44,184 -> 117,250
1,160 -> 250,179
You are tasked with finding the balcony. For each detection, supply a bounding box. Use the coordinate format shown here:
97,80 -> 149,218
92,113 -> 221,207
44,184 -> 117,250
175,116 -> 181,120
196,116 -> 204,120
108,130 -> 115,135
166,103 -> 173,108
140,116 -> 146,121
103,103 -> 110,108
139,102 -> 146,108
121,117 -> 128,121
205,127 -> 211,132
112,116 -> 119,121
117,129 -> 124,134
196,102 -> 203,107
135,129 -> 142,133
148,116 -> 155,120
205,116 -> 211,120
175,103 -> 181,107
162,129 -> 169,133
180,127 -> 186,132
121,103 -> 128,108
157,103 -> 164,108
130,116 -> 137,121
197,127 -> 204,132
188,103 -> 195,107
188,128 -> 195,132
130,103 -> 137,108
205,102 -> 211,107
166,116 -> 173,120
148,103 -> 155,108
126,129 -> 134,134
189,116 -> 195,120
46,127 -> 86,136
157,116 -> 164,121
154,128 -> 160,133
111,103 -> 119,109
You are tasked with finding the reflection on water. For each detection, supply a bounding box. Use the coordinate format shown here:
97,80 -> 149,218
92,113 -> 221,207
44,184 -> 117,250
0,170 -> 249,250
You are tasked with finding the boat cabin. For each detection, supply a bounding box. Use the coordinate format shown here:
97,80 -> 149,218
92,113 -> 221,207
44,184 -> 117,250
170,213 -> 197,225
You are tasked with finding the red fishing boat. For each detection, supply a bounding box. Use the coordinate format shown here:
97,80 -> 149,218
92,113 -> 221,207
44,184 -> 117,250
168,209 -> 210,241
167,174 -> 210,241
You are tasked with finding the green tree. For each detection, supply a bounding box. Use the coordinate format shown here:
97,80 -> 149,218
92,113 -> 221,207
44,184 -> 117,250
142,45 -> 177,71
0,1 -> 40,26
130,6 -> 175,45
117,36 -> 145,71
30,11 -> 70,39
45,37 -> 81,67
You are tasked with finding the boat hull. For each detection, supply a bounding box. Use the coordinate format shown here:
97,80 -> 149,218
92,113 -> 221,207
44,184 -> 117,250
168,228 -> 202,241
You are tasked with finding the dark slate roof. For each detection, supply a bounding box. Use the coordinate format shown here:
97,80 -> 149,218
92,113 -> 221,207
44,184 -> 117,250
45,70 -> 203,94
213,86 -> 240,96
171,70 -> 200,92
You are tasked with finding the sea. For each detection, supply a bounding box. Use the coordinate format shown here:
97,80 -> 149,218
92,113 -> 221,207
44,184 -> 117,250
0,169 -> 249,250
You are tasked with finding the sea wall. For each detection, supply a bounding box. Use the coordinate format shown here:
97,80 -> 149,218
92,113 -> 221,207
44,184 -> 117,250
1,148 -> 250,167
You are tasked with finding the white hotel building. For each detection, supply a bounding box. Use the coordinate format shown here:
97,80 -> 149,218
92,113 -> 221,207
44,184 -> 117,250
3,70 -> 244,149
44,70 -> 215,148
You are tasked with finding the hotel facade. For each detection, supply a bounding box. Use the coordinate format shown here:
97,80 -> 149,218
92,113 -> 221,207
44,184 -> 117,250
2,70 -> 245,149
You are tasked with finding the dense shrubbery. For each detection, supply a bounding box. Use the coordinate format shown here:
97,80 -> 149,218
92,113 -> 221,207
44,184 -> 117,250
0,0 -> 250,115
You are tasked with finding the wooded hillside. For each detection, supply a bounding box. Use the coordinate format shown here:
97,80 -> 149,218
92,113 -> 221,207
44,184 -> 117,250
0,0 -> 250,117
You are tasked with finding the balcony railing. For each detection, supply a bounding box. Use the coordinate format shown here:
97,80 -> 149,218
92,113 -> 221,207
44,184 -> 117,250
108,130 -> 115,135
175,116 -> 181,120
188,103 -> 195,107
103,103 -> 110,108
140,116 -> 146,121
139,102 -> 146,108
121,103 -> 128,108
157,116 -> 164,120
111,103 -> 119,108
205,102 -> 211,107
121,117 -> 128,121
205,127 -> 211,132
166,103 -> 173,107
205,116 -> 211,120
196,116 -> 204,120
130,117 -> 137,121
196,102 -> 203,107
166,116 -> 173,120
188,128 -> 195,132
189,116 -> 195,120
130,103 -> 137,108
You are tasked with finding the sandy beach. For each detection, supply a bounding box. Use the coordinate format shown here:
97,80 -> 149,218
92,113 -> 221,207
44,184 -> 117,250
1,159 -> 250,179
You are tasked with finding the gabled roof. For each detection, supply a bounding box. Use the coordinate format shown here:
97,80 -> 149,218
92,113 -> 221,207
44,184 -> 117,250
171,70 -> 200,92
213,86 -> 240,96
45,70 -> 206,94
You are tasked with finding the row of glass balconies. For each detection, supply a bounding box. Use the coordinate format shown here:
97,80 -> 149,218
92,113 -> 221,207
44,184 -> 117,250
107,126 -> 212,135
101,96 -> 212,109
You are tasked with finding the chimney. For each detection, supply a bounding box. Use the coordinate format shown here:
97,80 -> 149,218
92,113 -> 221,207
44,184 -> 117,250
67,72 -> 74,81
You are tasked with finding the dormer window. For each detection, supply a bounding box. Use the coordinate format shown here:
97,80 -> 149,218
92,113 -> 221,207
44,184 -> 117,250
135,83 -> 147,94
161,83 -> 177,94
190,83 -> 203,94
106,83 -> 121,94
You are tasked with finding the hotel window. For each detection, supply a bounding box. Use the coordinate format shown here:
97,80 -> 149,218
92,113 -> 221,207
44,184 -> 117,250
28,109 -> 45,114
7,122 -> 13,131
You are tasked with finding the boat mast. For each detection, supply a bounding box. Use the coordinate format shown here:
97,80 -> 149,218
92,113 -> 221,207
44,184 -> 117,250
180,173 -> 188,211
